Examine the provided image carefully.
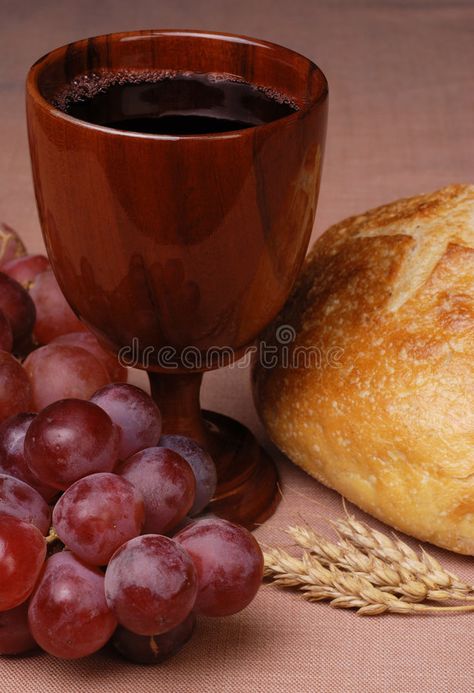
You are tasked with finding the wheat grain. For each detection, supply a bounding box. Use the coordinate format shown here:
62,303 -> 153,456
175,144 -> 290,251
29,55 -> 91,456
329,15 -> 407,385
286,524 -> 474,603
332,515 -> 473,594
263,547 -> 474,615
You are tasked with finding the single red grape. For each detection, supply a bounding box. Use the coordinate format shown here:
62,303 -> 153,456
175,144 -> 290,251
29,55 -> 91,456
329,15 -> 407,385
28,551 -> 117,659
175,518 -> 264,617
105,535 -> 197,636
25,399 -> 119,490
0,601 -> 37,655
2,254 -> 50,288
53,473 -> 144,565
0,351 -> 32,423
0,514 -> 46,611
29,269 -> 86,344
0,413 -> 56,501
112,612 -> 196,664
159,435 -> 217,515
119,447 -> 195,534
0,474 -> 51,534
0,272 -> 36,345
91,383 -> 161,460
0,223 -> 26,268
24,343 -> 110,410
0,309 -> 13,352
53,331 -> 127,382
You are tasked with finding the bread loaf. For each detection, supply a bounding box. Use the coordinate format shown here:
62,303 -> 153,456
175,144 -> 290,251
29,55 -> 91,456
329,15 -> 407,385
254,184 -> 474,554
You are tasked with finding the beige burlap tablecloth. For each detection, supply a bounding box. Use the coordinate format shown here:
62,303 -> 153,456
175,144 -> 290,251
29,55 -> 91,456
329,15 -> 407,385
1,1 -> 473,690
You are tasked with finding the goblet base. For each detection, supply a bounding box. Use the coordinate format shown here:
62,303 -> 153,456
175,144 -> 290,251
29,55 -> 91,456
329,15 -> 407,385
203,410 -> 281,530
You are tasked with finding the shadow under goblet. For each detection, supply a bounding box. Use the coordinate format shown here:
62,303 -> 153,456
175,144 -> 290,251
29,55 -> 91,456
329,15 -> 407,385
26,29 -> 328,528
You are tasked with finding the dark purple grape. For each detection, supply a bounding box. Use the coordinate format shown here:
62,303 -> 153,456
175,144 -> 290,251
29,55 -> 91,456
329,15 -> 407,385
0,413 -> 56,501
112,612 -> 196,664
0,272 -> 36,345
0,474 -> 51,534
159,435 -> 217,514
175,518 -> 264,617
53,473 -> 144,565
119,447 -> 195,534
25,399 -> 119,490
0,309 -> 12,352
91,383 -> 162,459
105,535 -> 197,636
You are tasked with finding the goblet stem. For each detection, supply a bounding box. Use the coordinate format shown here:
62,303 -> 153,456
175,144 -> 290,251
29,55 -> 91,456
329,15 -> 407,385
148,371 -> 208,447
148,369 -> 281,529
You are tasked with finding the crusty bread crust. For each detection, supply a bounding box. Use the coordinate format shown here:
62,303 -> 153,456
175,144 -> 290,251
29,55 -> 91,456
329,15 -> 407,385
254,184 -> 474,554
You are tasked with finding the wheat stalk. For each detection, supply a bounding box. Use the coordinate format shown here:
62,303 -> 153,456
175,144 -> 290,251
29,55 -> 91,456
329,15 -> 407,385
287,524 -> 474,603
262,513 -> 474,615
332,515 -> 473,594
263,548 -> 474,615
263,547 -> 474,615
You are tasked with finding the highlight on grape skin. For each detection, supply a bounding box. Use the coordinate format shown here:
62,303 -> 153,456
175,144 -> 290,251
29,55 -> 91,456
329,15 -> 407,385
53,472 -> 145,565
159,434 -> 217,515
0,514 -> 46,612
118,447 -> 196,534
104,534 -> 198,636
24,398 -> 120,490
0,413 -> 57,501
24,343 -> 111,410
175,517 -> 264,617
91,383 -> 162,460
0,474 -> 51,534
28,551 -> 118,659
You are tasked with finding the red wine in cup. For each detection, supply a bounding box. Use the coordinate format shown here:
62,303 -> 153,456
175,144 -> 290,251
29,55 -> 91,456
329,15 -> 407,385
57,71 -> 297,136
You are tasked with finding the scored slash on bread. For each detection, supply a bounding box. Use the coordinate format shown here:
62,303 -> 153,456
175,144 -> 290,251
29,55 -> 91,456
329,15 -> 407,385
254,184 -> 474,555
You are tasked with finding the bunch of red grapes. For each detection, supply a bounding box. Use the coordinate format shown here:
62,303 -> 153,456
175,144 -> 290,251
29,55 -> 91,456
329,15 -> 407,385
0,223 -> 263,664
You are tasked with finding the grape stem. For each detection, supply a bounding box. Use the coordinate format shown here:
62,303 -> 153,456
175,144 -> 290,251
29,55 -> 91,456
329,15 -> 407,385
45,526 -> 60,544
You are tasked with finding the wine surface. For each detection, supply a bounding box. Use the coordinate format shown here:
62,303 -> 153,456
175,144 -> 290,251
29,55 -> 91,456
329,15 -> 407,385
56,71 -> 298,135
